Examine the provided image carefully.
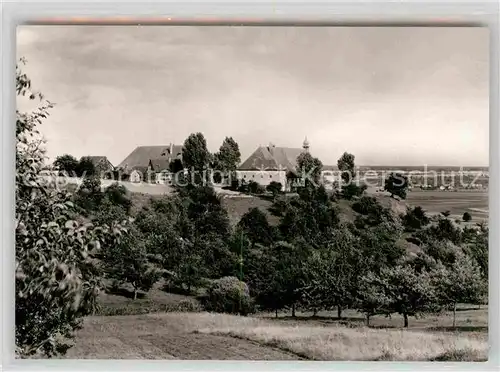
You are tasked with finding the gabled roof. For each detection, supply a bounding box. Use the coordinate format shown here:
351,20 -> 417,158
149,158 -> 171,172
117,145 -> 182,170
238,145 -> 304,171
82,156 -> 114,169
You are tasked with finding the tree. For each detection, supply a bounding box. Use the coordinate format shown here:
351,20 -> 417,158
441,210 -> 451,218
337,152 -> 355,184
378,264 -> 438,327
296,152 -> 323,187
384,173 -> 409,199
74,176 -> 103,212
431,253 -> 486,327
76,156 -> 96,178
402,206 -> 430,232
213,137 -> 241,184
463,212 -> 472,222
266,181 -> 283,197
301,226 -> 364,318
102,227 -> 162,300
182,132 -> 212,186
15,60 -> 125,357
356,271 -> 391,326
103,182 -> 132,213
237,207 -> 275,248
53,154 -> 79,176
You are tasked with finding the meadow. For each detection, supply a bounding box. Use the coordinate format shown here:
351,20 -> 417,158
64,286 -> 488,361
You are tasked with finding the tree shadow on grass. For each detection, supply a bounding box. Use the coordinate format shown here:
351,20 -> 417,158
427,326 -> 488,333
105,286 -> 147,300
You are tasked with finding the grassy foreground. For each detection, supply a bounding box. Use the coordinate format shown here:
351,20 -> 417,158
64,309 -> 488,361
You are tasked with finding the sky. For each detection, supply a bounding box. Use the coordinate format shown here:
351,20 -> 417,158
17,25 -> 489,167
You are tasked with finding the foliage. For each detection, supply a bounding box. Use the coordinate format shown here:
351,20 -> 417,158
182,132 -> 212,185
341,183 -> 367,200
462,223 -> 488,279
462,212 -> 472,222
376,264 -> 439,327
199,277 -> 254,315
248,180 -> 265,194
337,152 -> 356,184
103,182 -> 132,213
356,271 -> 391,326
431,253 -> 486,326
296,152 -> 323,187
277,185 -> 339,247
384,173 -> 409,200
266,181 -> 283,196
74,176 -> 103,212
213,136 -> 241,183
53,154 -> 79,176
102,226 -> 162,300
15,60 -> 125,357
402,206 -> 430,232
301,226 -> 364,316
76,156 -> 97,178
236,207 -> 275,247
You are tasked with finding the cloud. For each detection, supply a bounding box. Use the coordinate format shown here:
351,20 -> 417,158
16,25 -> 489,166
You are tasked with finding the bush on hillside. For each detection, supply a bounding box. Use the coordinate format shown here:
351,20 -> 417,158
199,276 -> 254,315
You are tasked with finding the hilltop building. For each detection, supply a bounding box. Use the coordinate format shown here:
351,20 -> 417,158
116,143 -> 183,183
236,138 -> 314,191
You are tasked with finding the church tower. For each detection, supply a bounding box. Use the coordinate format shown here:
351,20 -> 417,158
302,136 -> 310,153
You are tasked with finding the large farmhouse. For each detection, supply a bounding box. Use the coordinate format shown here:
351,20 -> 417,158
236,138 -> 329,191
117,144 -> 183,183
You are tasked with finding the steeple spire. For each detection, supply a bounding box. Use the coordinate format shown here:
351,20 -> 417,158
303,136 -> 310,152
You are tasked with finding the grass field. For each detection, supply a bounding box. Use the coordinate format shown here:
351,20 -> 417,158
61,287 -> 489,361
64,306 -> 488,361
406,190 -> 488,221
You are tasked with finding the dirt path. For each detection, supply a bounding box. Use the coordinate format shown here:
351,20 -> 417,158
63,314 -> 300,360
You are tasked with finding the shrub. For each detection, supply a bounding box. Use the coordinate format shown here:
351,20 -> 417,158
266,181 -> 283,196
248,181 -> 265,194
463,212 -> 472,222
199,276 -> 254,315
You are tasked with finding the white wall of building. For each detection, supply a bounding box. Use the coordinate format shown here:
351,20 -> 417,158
236,170 -> 287,189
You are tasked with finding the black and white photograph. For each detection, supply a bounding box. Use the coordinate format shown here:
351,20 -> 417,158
15,25 -> 489,361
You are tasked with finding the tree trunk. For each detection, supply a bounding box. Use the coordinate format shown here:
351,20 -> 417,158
478,303 -> 481,310
366,314 -> 370,327
337,305 -> 342,319
453,302 -> 457,328
313,308 -> 318,317
403,313 -> 409,328
275,308 -> 278,318
133,288 -> 137,301
292,303 -> 296,317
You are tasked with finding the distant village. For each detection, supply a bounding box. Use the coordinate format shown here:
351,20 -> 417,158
51,138 -> 489,192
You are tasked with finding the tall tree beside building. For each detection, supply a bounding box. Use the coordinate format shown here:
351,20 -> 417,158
213,136 -> 241,183
182,132 -> 212,186
53,154 -> 79,175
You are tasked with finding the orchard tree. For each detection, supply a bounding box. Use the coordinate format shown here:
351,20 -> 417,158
356,271 -> 391,326
379,264 -> 438,328
53,154 -> 79,176
237,207 -> 275,248
15,59 -> 125,357
384,173 -> 409,199
102,227 -> 162,300
337,152 -> 355,184
432,253 -> 486,327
